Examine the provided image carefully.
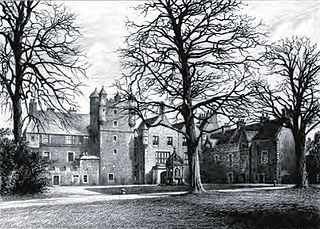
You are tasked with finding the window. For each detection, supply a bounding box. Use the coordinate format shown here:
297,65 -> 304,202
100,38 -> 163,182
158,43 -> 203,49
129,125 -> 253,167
214,154 -> 219,161
175,168 -> 180,177
167,136 -> 173,145
113,120 -> 118,127
65,135 -> 74,144
53,175 -> 60,185
153,136 -> 159,145
41,134 -> 49,144
261,150 -> 269,163
113,135 -> 117,142
113,109 -> 118,115
83,174 -> 88,183
83,136 -> 89,144
68,152 -> 74,162
184,152 -> 188,164
182,137 -> 187,146
108,173 -> 114,181
228,153 -> 233,167
43,151 -> 51,160
31,135 -> 35,142
156,151 -> 170,164
113,149 -> 118,155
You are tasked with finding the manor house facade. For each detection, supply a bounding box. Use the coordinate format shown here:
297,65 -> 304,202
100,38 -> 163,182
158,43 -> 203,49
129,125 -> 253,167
26,87 -> 296,186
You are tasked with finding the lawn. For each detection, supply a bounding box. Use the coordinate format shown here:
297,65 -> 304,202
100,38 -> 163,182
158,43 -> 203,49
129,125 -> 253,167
1,188 -> 319,228
86,183 -> 275,195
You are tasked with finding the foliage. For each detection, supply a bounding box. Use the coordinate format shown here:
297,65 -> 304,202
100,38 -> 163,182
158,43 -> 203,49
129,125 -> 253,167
0,130 -> 49,195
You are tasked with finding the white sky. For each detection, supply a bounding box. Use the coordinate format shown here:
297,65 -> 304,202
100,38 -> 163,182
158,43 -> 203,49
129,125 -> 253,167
1,0 -> 320,136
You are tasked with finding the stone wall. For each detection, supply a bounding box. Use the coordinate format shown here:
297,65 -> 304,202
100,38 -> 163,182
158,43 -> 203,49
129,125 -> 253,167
99,106 -> 135,185
250,139 -> 277,183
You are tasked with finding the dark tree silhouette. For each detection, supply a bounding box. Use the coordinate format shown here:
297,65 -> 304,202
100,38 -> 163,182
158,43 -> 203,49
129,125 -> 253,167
306,133 -> 320,184
119,0 -> 264,192
0,1 -> 87,143
257,36 -> 320,188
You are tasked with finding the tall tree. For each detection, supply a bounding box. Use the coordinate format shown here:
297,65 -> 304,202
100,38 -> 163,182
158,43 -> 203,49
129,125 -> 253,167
257,36 -> 320,188
119,0 -> 264,192
0,1 -> 87,143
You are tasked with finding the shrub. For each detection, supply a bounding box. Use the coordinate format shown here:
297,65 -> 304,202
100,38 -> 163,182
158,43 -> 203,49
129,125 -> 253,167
0,132 -> 49,195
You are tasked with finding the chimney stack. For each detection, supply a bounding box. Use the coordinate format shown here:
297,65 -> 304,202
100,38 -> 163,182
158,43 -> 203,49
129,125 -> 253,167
236,119 -> 245,129
260,113 -> 269,123
29,99 -> 37,116
159,102 -> 165,118
68,107 -> 77,113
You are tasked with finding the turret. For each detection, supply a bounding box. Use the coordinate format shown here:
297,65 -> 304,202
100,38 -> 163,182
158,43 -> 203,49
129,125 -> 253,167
90,88 -> 99,127
99,86 -> 107,124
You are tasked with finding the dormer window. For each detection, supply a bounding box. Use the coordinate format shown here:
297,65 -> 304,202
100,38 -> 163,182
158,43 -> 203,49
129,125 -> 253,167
114,109 -> 118,115
113,120 -> 118,127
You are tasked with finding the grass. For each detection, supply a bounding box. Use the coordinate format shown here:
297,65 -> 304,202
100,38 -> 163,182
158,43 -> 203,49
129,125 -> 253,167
1,187 -> 319,228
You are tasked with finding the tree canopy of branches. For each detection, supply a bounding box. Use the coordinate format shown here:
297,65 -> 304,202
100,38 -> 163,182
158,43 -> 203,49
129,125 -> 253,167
119,0 -> 264,193
257,36 -> 320,188
0,1 -> 87,143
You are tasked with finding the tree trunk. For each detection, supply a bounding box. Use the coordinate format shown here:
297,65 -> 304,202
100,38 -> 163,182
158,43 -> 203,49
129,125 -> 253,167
12,96 -> 23,144
185,114 -> 206,193
189,147 -> 205,193
294,134 -> 307,188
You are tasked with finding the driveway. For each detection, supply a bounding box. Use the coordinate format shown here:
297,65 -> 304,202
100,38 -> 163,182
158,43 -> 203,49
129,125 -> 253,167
0,184 -> 299,209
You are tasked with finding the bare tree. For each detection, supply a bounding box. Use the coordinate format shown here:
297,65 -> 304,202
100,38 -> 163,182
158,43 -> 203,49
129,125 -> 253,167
257,36 -> 320,188
0,1 -> 87,143
119,0 -> 264,193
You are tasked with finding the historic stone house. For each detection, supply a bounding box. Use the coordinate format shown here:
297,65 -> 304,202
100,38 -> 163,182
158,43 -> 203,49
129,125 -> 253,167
25,88 -> 296,186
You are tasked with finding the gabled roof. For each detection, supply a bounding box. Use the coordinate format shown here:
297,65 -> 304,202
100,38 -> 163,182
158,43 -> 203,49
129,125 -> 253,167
212,128 -> 247,145
144,116 -> 159,127
210,119 -> 283,145
172,122 -> 184,130
166,151 -> 184,166
253,119 -> 283,140
26,110 -> 89,136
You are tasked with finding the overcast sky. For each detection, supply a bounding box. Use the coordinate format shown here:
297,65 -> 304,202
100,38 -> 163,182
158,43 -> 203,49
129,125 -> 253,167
1,0 -> 320,134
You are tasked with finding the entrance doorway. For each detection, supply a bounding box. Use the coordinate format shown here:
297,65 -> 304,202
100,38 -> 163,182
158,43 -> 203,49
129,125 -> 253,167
53,175 -> 60,185
241,173 -> 246,183
227,172 -> 233,184
258,174 -> 265,183
160,171 -> 166,184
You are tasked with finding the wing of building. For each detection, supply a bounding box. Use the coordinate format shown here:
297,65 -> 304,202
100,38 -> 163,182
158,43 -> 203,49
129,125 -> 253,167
201,115 -> 296,184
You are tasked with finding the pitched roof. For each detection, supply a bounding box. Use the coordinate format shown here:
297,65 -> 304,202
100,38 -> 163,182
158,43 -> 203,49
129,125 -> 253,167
172,122 -> 184,130
26,110 -> 90,136
144,116 -> 159,127
253,119 -> 283,140
210,119 -> 283,144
